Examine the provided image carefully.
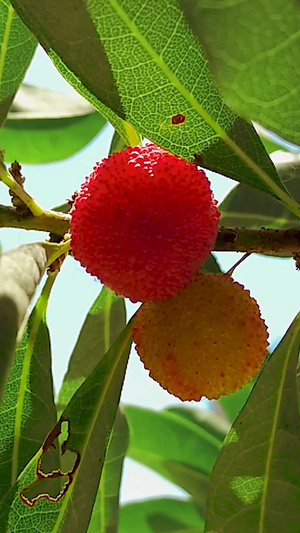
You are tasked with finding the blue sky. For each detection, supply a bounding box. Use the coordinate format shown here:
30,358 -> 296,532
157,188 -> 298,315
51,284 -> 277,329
0,46 -> 299,503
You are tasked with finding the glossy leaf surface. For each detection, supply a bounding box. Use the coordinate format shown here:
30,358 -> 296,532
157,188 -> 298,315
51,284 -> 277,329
10,0 -> 132,143
0,274 -> 58,524
0,1 -> 36,127
180,0 -> 300,146
4,320 -> 134,532
205,313 -> 300,532
0,84 -> 106,163
10,0 -> 291,204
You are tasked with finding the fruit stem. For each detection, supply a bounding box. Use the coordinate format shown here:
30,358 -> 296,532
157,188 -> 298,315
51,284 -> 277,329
123,121 -> 142,146
226,253 -> 251,275
43,237 -> 71,268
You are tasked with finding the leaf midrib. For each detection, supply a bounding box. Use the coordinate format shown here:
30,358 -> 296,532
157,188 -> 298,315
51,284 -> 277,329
102,0 -> 300,217
51,319 -> 134,533
258,315 -> 300,531
11,274 -> 55,485
0,4 -> 14,96
100,288 -> 113,533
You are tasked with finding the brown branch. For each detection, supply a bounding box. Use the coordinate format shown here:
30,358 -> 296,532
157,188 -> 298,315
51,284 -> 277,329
215,227 -> 300,257
0,205 -> 71,236
0,204 -> 299,257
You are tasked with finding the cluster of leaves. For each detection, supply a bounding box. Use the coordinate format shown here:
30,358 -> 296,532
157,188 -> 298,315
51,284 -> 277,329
0,1 -> 299,532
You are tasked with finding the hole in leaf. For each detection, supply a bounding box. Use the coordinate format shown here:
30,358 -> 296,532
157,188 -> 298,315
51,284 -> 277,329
20,418 -> 80,507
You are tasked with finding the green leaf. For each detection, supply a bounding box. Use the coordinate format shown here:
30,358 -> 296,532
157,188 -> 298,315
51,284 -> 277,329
0,449 -> 59,533
219,153 -> 300,229
0,2 -> 36,127
57,285 -> 126,533
0,84 -> 106,163
0,94 -> 13,130
109,129 -> 128,155
195,119 -> 284,200
201,254 -> 221,274
0,274 -> 58,526
10,0 -> 132,144
120,498 -> 204,533
87,409 -> 129,533
205,312 -> 300,533
218,382 -> 254,424
165,406 -> 229,443
11,2 -> 123,116
57,285 -> 126,411
12,0 -> 297,210
260,137 -> 287,156
3,319 -> 134,532
52,201 -> 71,214
180,0 -> 300,147
0,242 -> 52,400
86,1 -> 291,202
256,124 -> 298,155
125,406 -> 229,508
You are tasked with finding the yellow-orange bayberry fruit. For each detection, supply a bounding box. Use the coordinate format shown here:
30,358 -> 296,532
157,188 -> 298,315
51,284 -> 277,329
133,272 -> 269,401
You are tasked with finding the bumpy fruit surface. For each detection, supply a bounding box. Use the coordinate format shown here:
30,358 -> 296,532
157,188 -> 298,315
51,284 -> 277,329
133,273 -> 269,401
70,143 -> 219,302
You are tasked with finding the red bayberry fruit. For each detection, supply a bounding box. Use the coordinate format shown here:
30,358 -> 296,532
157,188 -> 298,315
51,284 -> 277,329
70,143 -> 220,302
133,273 -> 269,401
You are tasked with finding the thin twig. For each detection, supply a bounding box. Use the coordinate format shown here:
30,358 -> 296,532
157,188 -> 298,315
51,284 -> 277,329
226,253 -> 252,275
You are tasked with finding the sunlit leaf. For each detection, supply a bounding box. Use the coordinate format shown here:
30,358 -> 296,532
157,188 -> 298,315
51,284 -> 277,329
109,129 -> 127,155
10,0 -> 131,144
0,449 -> 60,533
86,1 -> 288,201
10,0 -> 294,206
48,319 -> 134,532
0,274 -> 59,525
0,2 -> 36,127
3,319 -> 134,532
180,0 -> 300,146
0,84 -> 106,163
119,498 -> 204,533
205,312 -> 300,532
